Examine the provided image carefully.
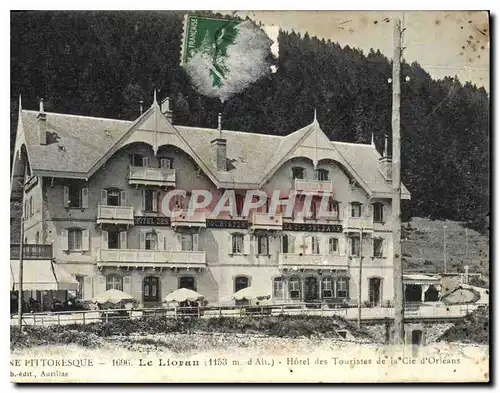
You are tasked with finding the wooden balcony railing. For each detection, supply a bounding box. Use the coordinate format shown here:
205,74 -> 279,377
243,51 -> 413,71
128,165 -> 176,187
97,248 -> 206,267
10,244 -> 53,260
250,212 -> 283,231
278,253 -> 347,268
294,178 -> 333,194
97,205 -> 134,225
342,216 -> 374,232
170,210 -> 207,228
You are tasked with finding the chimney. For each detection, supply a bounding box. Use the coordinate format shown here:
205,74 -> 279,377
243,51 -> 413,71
211,113 -> 227,171
161,97 -> 173,123
37,99 -> 47,145
378,134 -> 392,181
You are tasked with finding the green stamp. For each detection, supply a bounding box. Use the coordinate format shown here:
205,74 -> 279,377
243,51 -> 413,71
181,15 -> 244,88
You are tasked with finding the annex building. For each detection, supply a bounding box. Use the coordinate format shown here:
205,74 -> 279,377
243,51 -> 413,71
10,95 -> 411,309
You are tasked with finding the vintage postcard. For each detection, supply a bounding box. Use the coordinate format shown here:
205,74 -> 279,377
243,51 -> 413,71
9,10 -> 490,383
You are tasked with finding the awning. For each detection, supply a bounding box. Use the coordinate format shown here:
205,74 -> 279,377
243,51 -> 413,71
10,260 -> 79,291
403,274 -> 440,285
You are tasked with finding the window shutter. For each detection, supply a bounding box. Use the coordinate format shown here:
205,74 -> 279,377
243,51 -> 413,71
363,204 -> 371,218
295,234 -> 303,254
382,205 -> 387,222
101,231 -> 108,249
339,237 -> 345,255
383,239 -> 388,258
120,191 -> 127,206
305,236 -> 313,255
141,190 -> 146,211
63,186 -> 69,207
267,236 -> 273,256
152,191 -> 158,212
120,231 -> 127,249
227,233 -> 233,255
81,187 -> 89,208
123,276 -> 132,295
157,231 -> 164,250
288,234 -> 295,253
82,229 -> 90,251
176,234 -> 183,251
337,202 -> 342,220
322,236 -> 329,255
193,233 -> 199,251
243,234 -> 251,255
61,229 -> 69,251
100,189 -> 108,205
254,236 -> 259,254
404,330 -> 412,346
142,157 -> 149,167
140,232 -> 146,250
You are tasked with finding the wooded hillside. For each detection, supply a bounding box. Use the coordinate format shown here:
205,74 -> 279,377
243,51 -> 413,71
10,11 -> 490,233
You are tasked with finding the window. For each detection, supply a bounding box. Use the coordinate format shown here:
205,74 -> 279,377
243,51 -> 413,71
143,276 -> 160,302
172,194 -> 185,210
68,228 -> 83,251
179,276 -> 196,291
143,189 -> 158,212
160,158 -> 173,169
107,189 -> 121,206
350,202 -> 362,218
106,275 -> 123,291
337,277 -> 348,298
130,154 -> 144,167
181,234 -> 194,251
232,234 -> 244,254
315,169 -> 329,181
67,182 -> 82,208
273,277 -> 284,298
373,203 -> 384,223
350,236 -> 360,256
292,167 -> 304,180
322,277 -> 333,298
312,236 -> 320,254
289,277 -> 301,299
329,238 -> 339,254
257,236 -> 269,255
234,276 -> 249,293
108,231 -> 120,249
327,199 -> 339,219
145,232 -> 158,250
282,235 -> 289,253
373,238 -> 384,258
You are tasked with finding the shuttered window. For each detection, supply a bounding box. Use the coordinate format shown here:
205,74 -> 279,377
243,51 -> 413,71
374,238 -> 384,258
106,275 -> 123,291
337,278 -> 349,298
350,202 -> 362,218
232,234 -> 244,254
329,238 -> 339,254
68,228 -> 82,250
273,277 -> 284,298
322,277 -> 334,298
373,203 -> 384,222
289,276 -> 301,299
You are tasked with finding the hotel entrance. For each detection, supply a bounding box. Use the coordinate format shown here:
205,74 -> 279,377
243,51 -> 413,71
304,276 -> 319,302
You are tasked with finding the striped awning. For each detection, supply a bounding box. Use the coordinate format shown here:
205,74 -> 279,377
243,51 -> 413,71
10,260 -> 79,291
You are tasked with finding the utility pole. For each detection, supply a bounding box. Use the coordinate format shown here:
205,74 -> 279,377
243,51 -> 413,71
357,228 -> 363,329
391,18 -> 404,345
18,216 -> 25,330
443,225 -> 448,274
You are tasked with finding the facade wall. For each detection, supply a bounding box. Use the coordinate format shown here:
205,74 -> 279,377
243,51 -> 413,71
17,125 -> 396,307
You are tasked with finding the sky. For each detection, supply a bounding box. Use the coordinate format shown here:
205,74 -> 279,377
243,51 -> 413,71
236,11 -> 490,91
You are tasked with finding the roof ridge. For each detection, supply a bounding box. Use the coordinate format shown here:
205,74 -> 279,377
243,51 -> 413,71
22,109 -> 133,124
175,125 -> 284,138
332,140 -> 373,147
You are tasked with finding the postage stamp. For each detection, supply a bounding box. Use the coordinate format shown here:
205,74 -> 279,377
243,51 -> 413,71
9,10 -> 490,383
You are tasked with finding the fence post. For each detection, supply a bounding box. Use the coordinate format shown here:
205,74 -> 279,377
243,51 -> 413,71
281,305 -> 284,316
83,312 -> 86,326
105,311 -> 109,323
219,307 -> 222,318
57,314 -> 61,326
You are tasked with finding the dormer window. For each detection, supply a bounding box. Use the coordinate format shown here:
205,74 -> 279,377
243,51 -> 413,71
315,168 -> 329,181
130,154 -> 148,167
292,167 -> 304,180
160,158 -> 173,169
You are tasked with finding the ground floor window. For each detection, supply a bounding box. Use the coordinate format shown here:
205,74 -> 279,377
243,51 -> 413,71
273,277 -> 284,298
337,277 -> 349,298
234,276 -> 249,293
289,276 -> 301,299
321,277 -> 334,298
106,275 -> 123,291
179,276 -> 196,291
143,276 -> 160,302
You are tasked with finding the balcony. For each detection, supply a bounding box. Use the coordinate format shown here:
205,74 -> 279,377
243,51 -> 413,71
250,212 -> 283,231
128,165 -> 176,187
343,216 -> 374,233
294,178 -> 333,194
10,244 -> 53,260
171,209 -> 207,228
96,248 -> 206,268
278,253 -> 347,269
97,205 -> 134,225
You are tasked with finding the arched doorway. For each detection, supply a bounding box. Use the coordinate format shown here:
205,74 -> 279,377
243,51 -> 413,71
143,276 -> 160,303
405,284 -> 422,302
304,276 -> 319,302
424,285 -> 439,301
369,277 -> 382,306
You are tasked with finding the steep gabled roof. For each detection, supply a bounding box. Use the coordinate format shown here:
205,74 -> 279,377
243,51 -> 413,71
14,106 -> 410,199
